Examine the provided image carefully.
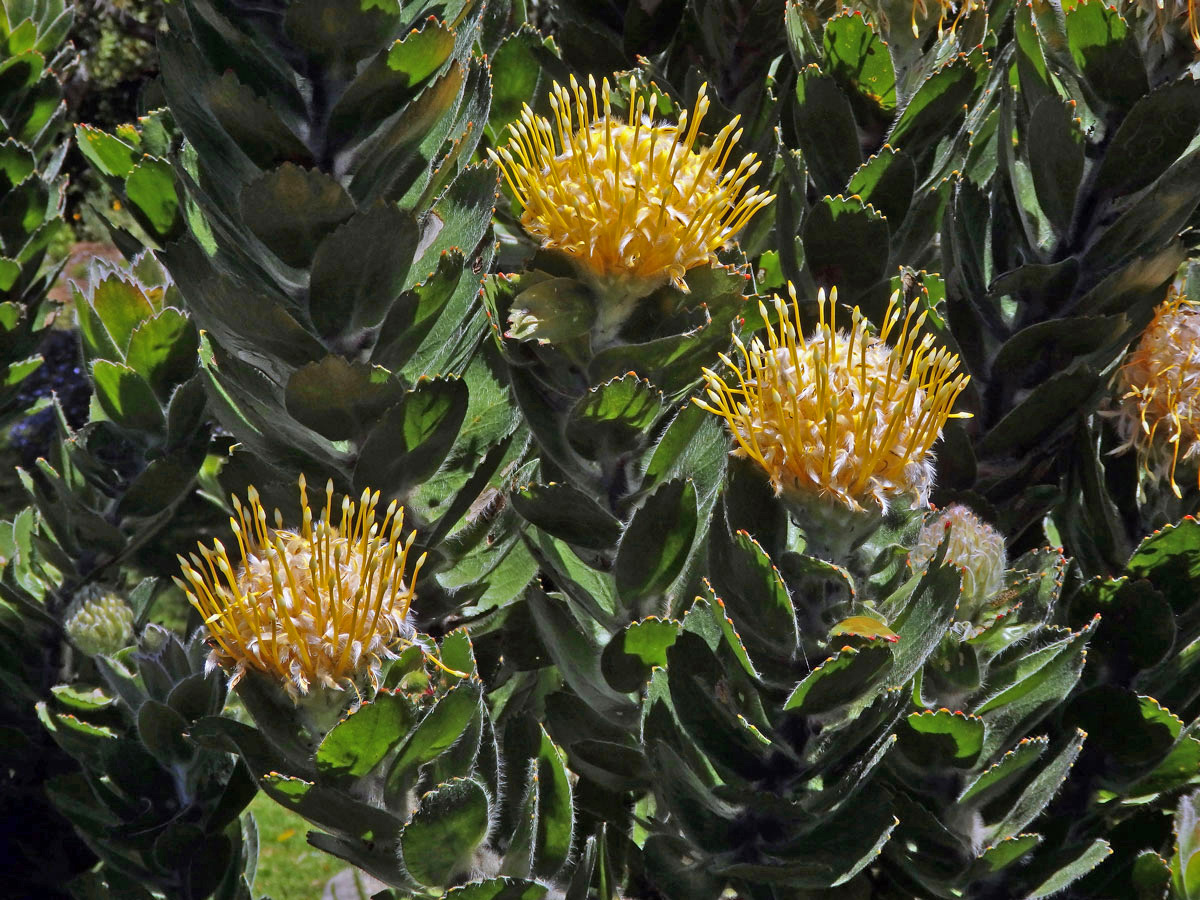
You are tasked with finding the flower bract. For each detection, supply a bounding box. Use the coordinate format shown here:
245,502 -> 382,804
697,285 -> 970,512
176,476 -> 424,701
488,76 -> 774,295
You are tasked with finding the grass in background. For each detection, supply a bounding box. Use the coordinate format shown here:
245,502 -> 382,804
249,794 -> 342,899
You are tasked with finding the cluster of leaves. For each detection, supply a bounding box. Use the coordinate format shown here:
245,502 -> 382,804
4,0 -> 1200,898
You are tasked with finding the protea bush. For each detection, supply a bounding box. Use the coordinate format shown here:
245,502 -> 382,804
4,0 -> 1200,897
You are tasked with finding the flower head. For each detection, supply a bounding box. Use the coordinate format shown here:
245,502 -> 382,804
488,76 -> 774,295
175,476 -> 424,701
1113,286 -> 1200,497
696,285 -> 970,512
910,504 -> 1006,623
66,587 -> 135,656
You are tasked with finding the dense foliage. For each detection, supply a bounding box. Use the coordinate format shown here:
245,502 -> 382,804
4,0 -> 1200,898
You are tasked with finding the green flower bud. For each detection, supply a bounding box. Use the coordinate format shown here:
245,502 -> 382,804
65,588 -> 135,657
910,504 -> 1006,624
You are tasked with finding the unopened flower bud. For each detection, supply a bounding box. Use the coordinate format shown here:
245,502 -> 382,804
65,588 -> 135,656
910,505 -> 1006,623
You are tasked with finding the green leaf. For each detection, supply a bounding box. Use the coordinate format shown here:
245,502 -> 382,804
137,699 -> 195,766
285,357 -> 407,442
650,741 -> 738,854
709,592 -> 763,682
75,124 -> 138,178
37,701 -> 118,763
203,70 -> 313,171
316,690 -> 416,778
802,194 -> 889,299
125,158 -> 181,237
344,60 -> 466,205
1127,517 -> 1200,615
488,25 -> 564,139
0,140 -> 34,188
1014,1 -> 1052,114
614,478 -> 697,606
328,19 -> 455,142
1065,0 -> 1144,111
124,308 -> 199,400
847,147 -> 915,229
439,629 -> 478,679
283,0 -> 401,67
566,374 -> 663,459
886,562 -> 961,687
708,527 -> 799,657
569,739 -> 652,792
524,587 -> 637,726
116,444 -> 206,519
524,530 -> 619,624
888,53 -> 981,156
239,164 -> 356,268
713,792 -> 899,888
50,684 -> 115,713
89,274 -> 156,355
784,644 -> 892,714
400,778 -> 490,888
900,708 -> 984,768
1027,96 -> 1084,235
1029,839 -> 1113,899
643,833 -> 725,900
373,249 -> 473,374
1081,148 -> 1200,275
989,729 -> 1086,843
532,725 -> 573,878
602,616 -> 680,692
977,367 -> 1102,458
309,204 -> 419,337
822,12 -> 896,117
386,16 -> 456,84
1129,735 -> 1200,799
791,65 -> 861,195
355,377 -> 468,499
975,834 -> 1043,873
1131,850 -> 1171,900
977,619 -> 1096,757
960,736 -> 1048,804
1094,79 -> 1200,198
386,682 -> 482,795
1174,791 -> 1200,898
641,401 -> 729,516
512,482 -> 623,551
506,276 -> 595,344
1069,577 -> 1175,675
91,360 -> 165,434
990,314 -> 1123,383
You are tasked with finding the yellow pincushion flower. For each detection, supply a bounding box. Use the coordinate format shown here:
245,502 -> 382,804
488,76 -> 774,296
175,476 -> 425,701
696,285 -> 970,512
1113,287 -> 1200,497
